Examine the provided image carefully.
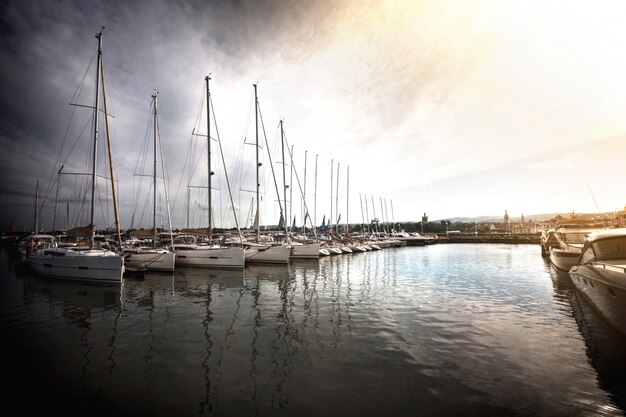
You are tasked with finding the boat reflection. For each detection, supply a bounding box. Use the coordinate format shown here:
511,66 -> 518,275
548,261 -> 626,414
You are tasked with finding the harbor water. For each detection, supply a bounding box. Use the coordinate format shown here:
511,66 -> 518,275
1,244 -> 625,417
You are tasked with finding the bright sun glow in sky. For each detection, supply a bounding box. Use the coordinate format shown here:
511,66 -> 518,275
1,0 -> 625,232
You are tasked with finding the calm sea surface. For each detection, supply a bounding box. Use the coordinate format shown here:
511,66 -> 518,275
1,244 -> 625,417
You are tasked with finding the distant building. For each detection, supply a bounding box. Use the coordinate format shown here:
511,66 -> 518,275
504,210 -> 509,225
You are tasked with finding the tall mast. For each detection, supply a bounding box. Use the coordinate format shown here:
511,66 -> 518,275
152,92 -> 158,242
335,162 -> 340,233
359,193 -> 365,233
186,188 -> 190,229
289,145 -> 294,233
330,159 -> 333,233
206,75 -> 213,237
52,166 -> 63,235
371,195 -> 377,235
365,194 -> 370,233
346,165 -> 350,234
34,180 -> 39,233
303,150 -> 307,230
100,37 -> 122,248
380,197 -> 386,234
89,29 -> 103,248
314,154 -> 318,230
280,120 -> 289,237
254,83 -> 260,241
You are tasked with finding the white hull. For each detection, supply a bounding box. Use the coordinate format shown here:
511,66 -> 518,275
174,246 -> 245,269
245,245 -> 291,264
549,248 -> 581,271
29,248 -> 124,283
125,249 -> 176,272
568,228 -> 626,336
570,263 -> 626,335
289,243 -> 320,259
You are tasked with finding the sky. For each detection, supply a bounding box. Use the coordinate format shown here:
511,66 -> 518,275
1,0 -> 626,233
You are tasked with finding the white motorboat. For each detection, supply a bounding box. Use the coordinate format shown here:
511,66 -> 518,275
548,219 -> 606,271
569,228 -> 626,335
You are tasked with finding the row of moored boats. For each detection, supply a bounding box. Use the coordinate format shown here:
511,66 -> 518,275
16,231 -> 415,284
541,220 -> 626,336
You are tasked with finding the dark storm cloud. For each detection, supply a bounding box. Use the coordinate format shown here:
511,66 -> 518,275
0,0 -> 335,231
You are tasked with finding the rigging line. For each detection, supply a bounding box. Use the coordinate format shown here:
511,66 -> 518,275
282,129 -> 317,239
131,101 -> 155,220
173,80 -> 207,221
43,43 -> 98,204
587,184 -> 603,222
257,101 -> 285,221
210,95 -> 242,240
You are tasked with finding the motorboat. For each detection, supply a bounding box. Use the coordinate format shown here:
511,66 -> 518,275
548,219 -> 606,271
569,228 -> 626,335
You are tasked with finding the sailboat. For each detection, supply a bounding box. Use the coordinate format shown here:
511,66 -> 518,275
123,92 -> 176,272
280,124 -> 319,260
243,84 -> 291,265
29,28 -> 124,283
172,75 -> 245,269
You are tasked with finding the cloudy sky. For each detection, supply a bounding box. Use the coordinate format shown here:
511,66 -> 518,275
1,0 -> 626,233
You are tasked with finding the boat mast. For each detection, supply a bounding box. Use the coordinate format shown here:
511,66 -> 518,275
302,150 -> 307,231
52,166 -> 64,235
34,180 -> 39,233
100,33 -> 122,248
254,83 -> 260,242
280,120 -> 289,238
206,75 -> 213,238
371,195 -> 377,235
346,165 -> 349,234
359,192 -> 365,234
330,159 -> 333,234
335,162 -> 340,233
314,154 -> 318,230
289,145 -> 294,233
89,29 -> 103,249
152,92 -> 158,243
363,194 -> 368,233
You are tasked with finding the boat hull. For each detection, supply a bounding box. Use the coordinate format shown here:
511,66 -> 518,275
29,248 -> 124,283
125,250 -> 176,272
174,246 -> 245,269
570,263 -> 626,336
245,245 -> 291,264
289,243 -> 320,259
549,248 -> 581,271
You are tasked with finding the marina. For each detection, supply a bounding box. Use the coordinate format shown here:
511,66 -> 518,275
2,4 -> 626,417
2,242 -> 626,417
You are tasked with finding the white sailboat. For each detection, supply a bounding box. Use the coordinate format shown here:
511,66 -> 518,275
279,122 -> 320,259
244,84 -> 291,264
124,92 -> 175,272
172,75 -> 245,269
29,28 -> 124,283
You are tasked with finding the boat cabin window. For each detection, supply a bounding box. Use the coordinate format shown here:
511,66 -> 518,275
560,233 -> 588,244
580,245 -> 596,263
591,237 -> 626,260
